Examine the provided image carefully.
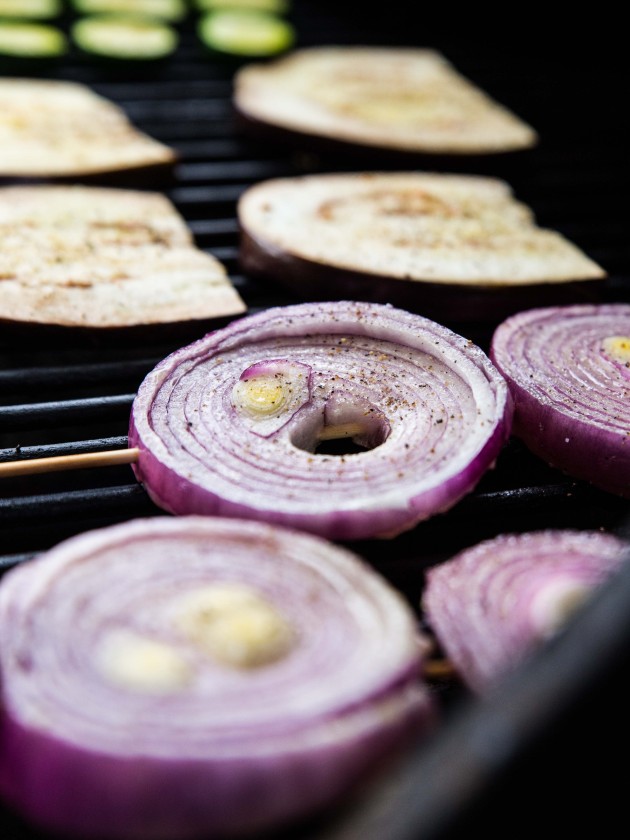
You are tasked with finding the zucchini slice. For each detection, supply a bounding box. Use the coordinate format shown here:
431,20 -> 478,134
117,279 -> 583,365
71,14 -> 179,60
0,20 -> 66,57
0,0 -> 62,17
198,9 -> 294,58
70,0 -> 188,21
194,0 -> 290,13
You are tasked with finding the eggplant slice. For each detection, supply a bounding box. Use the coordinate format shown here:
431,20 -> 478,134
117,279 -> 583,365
0,185 -> 245,330
238,172 -> 606,324
0,78 -> 176,181
234,47 -> 538,158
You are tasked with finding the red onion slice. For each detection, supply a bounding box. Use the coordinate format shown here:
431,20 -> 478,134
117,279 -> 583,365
490,304 -> 630,497
0,516 -> 435,840
422,529 -> 627,693
129,301 -> 513,540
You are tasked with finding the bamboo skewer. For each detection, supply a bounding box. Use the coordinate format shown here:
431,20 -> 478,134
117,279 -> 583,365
0,448 -> 139,478
0,441 -> 462,685
0,423 -> 373,479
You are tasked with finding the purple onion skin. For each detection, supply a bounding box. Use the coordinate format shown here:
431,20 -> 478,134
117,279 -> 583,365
129,301 -> 512,541
128,424 -> 510,542
423,530 -> 627,693
0,702 -> 423,840
490,304 -> 630,497
0,516 -> 435,840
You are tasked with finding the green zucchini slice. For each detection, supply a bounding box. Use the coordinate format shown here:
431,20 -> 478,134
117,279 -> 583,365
0,20 -> 66,57
194,0 -> 290,13
71,14 -> 179,60
0,0 -> 62,17
70,0 -> 187,23
198,9 -> 294,58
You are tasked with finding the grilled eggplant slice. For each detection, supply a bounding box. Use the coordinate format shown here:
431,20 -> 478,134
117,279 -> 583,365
238,172 -> 606,325
0,78 -> 177,182
234,47 -> 538,160
0,185 -> 246,331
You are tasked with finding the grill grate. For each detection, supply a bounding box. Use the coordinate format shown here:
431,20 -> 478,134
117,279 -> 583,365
1,6 -> 629,839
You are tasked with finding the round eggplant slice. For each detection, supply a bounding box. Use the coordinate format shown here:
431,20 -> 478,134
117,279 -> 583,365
198,9 -> 294,58
238,172 -> 606,325
234,47 -> 538,159
129,300 -> 512,541
422,529 -> 628,692
71,14 -> 179,61
0,515 -> 435,840
490,303 -> 630,498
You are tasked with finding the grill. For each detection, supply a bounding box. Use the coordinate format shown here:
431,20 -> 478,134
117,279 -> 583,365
1,5 -> 629,838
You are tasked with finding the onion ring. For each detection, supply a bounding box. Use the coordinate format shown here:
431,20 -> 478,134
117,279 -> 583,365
490,303 -> 630,497
0,515 -> 435,839
422,529 -> 627,692
129,300 -> 513,540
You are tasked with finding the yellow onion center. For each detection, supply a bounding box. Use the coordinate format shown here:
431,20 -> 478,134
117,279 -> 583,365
602,335 -> 630,365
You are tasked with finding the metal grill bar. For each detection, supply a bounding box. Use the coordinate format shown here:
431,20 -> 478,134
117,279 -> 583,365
0,396 -> 135,433
0,485 -> 151,521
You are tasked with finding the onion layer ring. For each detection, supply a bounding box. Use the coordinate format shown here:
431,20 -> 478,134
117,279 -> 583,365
0,516 -> 434,840
423,529 -> 627,692
490,303 -> 630,497
129,301 -> 512,540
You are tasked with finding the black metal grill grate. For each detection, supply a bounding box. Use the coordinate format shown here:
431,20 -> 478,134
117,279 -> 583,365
1,6 -> 630,838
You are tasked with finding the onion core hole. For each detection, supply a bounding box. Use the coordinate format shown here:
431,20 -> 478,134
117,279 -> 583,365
294,402 -> 390,457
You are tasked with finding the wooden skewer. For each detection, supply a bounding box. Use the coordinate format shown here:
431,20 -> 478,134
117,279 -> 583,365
0,424 -> 370,479
423,657 -> 457,681
0,448 -> 139,478
316,423 -> 365,441
1,441 -> 462,682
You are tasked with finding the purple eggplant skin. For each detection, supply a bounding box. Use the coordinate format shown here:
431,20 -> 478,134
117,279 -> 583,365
0,160 -> 177,189
239,224 -> 604,328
